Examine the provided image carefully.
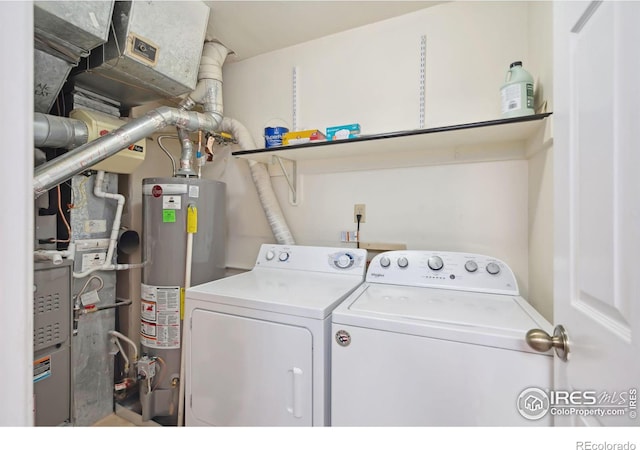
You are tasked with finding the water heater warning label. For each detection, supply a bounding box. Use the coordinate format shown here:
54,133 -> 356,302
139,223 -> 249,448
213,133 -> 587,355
140,284 -> 181,349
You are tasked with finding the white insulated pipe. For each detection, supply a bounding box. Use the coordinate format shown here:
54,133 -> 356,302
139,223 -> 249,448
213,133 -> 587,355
108,330 -> 139,367
34,247 -> 74,265
220,117 -> 295,245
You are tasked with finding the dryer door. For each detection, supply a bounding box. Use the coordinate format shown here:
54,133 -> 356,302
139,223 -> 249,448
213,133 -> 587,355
188,309 -> 313,426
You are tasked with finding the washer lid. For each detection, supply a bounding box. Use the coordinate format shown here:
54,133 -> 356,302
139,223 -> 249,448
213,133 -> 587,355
332,284 -> 553,353
186,268 -> 364,319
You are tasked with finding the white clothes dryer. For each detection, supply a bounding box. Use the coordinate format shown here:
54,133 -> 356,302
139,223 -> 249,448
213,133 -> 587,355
184,244 -> 367,426
331,250 -> 554,426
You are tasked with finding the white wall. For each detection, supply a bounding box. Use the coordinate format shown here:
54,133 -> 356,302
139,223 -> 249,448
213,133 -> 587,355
223,1 -> 531,140
0,1 -> 34,426
526,0 -> 554,321
213,1 -> 540,296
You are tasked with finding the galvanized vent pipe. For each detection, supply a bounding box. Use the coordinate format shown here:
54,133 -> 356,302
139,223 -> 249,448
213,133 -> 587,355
33,106 -> 221,198
34,112 -> 88,149
175,41 -> 228,177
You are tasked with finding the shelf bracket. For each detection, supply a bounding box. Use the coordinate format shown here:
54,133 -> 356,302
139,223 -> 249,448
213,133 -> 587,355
271,155 -> 298,205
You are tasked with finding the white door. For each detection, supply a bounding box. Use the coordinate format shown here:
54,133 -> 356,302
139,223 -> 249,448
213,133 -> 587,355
553,0 -> 639,426
188,310 -> 313,426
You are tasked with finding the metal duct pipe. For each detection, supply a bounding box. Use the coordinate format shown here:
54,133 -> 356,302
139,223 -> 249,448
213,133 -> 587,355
34,148 -> 47,166
190,41 -> 227,114
175,41 -> 229,177
176,128 -> 196,177
34,106 -> 222,198
34,112 -> 88,149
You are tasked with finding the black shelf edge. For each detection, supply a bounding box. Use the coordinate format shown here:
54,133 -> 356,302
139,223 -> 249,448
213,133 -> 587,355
232,112 -> 553,157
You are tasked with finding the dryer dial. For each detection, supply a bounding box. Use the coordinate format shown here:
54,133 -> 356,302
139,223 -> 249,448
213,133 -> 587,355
278,252 -> 290,262
265,250 -> 276,261
428,256 -> 444,271
334,253 -> 354,269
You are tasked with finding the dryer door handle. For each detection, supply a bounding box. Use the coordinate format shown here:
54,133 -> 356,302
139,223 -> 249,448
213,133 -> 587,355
287,367 -> 303,418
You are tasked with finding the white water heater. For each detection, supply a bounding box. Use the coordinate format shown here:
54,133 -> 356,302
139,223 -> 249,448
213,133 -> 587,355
139,177 -> 226,424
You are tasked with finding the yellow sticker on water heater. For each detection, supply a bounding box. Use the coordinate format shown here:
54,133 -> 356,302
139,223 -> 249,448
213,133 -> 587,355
187,205 -> 198,233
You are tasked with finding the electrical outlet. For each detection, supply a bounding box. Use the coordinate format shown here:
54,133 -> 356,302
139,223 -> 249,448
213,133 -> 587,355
354,204 -> 366,223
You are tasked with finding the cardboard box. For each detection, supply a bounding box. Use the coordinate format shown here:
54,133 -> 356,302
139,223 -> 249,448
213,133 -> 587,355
326,123 -> 361,141
282,129 -> 326,146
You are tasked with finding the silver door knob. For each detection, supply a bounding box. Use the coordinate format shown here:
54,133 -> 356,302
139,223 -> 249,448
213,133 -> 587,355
526,325 -> 570,362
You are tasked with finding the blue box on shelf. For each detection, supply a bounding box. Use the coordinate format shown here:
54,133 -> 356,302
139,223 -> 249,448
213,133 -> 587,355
326,123 -> 361,141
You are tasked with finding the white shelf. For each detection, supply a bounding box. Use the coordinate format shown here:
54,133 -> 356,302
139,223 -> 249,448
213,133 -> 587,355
232,113 -> 552,164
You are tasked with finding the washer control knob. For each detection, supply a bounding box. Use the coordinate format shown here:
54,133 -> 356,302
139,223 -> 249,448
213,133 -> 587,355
428,256 -> 444,271
335,253 -> 354,269
278,252 -> 290,262
265,250 -> 276,261
486,262 -> 501,275
464,260 -> 478,273
379,256 -> 391,268
397,256 -> 409,269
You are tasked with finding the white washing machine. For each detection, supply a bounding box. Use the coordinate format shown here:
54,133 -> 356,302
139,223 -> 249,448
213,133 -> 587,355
184,244 -> 367,426
331,250 -> 554,426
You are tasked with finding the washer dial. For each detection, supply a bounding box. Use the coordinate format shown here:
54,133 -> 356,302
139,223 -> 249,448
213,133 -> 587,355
486,262 -> 501,275
379,256 -> 391,268
397,257 -> 409,268
464,260 -> 478,272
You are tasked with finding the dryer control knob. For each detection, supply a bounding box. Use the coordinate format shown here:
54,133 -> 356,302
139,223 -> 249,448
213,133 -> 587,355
486,262 -> 501,275
335,253 -> 354,269
278,252 -> 290,262
265,250 -> 276,261
397,256 -> 409,268
380,256 -> 391,268
464,260 -> 478,272
428,256 -> 444,271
